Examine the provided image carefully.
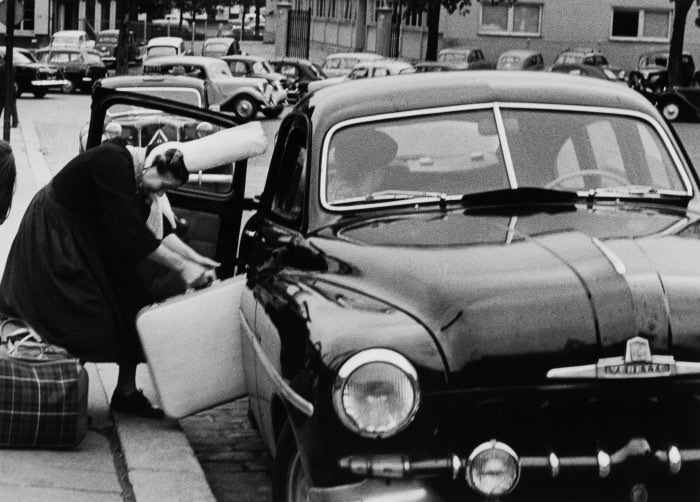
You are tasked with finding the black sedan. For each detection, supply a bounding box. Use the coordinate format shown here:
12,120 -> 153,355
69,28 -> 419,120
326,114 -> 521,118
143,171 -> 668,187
34,47 -> 107,93
269,56 -> 326,103
88,71 -> 700,502
0,47 -> 68,98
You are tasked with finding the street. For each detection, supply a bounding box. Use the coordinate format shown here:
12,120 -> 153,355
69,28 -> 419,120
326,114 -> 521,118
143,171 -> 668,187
8,76 -> 700,502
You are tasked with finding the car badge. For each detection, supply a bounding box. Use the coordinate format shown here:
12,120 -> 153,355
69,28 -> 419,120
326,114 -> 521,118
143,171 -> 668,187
547,336 -> 700,379
148,129 -> 170,147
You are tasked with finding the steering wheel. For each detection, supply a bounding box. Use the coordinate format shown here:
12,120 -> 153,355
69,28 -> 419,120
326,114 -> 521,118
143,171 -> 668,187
544,170 -> 630,190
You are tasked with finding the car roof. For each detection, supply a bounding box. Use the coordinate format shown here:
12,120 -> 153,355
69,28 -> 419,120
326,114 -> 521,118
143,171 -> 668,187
221,54 -> 265,62
97,75 -> 206,91
144,55 -> 220,67
36,46 -> 101,55
52,30 -> 87,36
147,37 -> 185,46
499,49 -> 541,58
559,47 -> 602,55
204,37 -> 237,44
302,71 -> 659,132
325,52 -> 383,60
97,29 -> 121,36
353,59 -> 412,70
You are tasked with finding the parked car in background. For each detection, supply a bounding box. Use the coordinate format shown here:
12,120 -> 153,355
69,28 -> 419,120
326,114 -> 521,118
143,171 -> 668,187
628,50 -> 696,97
552,47 -> 625,81
220,54 -> 287,114
34,47 -> 107,93
403,61 -> 456,73
437,46 -> 492,70
143,55 -> 281,122
0,46 -> 68,98
496,49 -> 545,71
201,37 -> 240,58
143,37 -> 192,62
308,58 -> 412,92
92,69 -> 700,502
653,86 -> 700,122
79,74 -> 222,153
320,52 -> 384,78
550,63 -> 621,81
269,56 -> 326,103
95,29 -> 142,67
49,29 -> 92,49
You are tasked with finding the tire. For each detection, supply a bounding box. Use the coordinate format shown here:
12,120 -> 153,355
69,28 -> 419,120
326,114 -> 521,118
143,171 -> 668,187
231,95 -> 258,123
272,422 -> 310,502
659,98 -> 684,122
262,106 -> 284,119
32,88 -> 48,98
62,80 -> 76,94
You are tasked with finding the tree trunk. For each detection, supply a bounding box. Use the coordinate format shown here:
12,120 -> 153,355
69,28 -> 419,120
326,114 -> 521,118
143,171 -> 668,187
115,1 -> 132,76
668,0 -> 693,88
425,0 -> 440,61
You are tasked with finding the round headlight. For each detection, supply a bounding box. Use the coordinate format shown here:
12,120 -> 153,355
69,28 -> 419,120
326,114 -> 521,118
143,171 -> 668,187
466,441 -> 520,497
332,349 -> 419,438
196,121 -> 214,138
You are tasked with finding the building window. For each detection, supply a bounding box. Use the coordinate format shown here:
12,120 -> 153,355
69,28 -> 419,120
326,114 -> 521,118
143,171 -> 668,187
611,8 -> 671,41
18,0 -> 34,31
479,3 -> 541,36
327,0 -> 336,18
341,0 -> 354,21
315,0 -> 325,17
403,8 -> 423,28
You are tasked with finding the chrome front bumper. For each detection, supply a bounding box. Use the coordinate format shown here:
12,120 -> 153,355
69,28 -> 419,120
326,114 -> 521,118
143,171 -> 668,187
31,79 -> 70,87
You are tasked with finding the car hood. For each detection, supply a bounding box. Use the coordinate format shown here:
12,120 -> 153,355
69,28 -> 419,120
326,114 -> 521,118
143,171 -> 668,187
309,206 -> 700,386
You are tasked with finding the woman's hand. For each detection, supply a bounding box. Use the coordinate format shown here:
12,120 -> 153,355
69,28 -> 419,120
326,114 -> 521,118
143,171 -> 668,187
180,261 -> 215,289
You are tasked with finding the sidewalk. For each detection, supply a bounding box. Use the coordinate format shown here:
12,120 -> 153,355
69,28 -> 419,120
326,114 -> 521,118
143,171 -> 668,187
0,123 -> 216,502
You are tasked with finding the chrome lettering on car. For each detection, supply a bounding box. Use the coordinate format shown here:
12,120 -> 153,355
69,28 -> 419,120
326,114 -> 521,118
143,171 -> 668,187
547,337 -> 700,379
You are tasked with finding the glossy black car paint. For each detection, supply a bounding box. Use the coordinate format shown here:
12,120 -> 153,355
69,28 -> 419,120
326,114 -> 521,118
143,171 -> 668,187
0,47 -> 67,98
89,72 -> 700,501
34,47 -> 107,93
268,57 -> 326,103
237,73 -> 700,500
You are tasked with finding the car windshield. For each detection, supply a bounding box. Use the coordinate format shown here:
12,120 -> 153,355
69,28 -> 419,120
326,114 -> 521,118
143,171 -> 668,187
498,56 -> 521,68
555,54 -> 583,65
84,52 -> 102,64
203,42 -> 230,57
97,35 -> 118,43
252,61 -> 273,73
148,46 -> 178,58
324,107 -> 688,206
12,51 -> 34,64
111,87 -> 203,112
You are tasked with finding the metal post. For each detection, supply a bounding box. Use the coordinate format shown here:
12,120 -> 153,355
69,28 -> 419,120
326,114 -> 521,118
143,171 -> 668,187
4,0 -> 15,141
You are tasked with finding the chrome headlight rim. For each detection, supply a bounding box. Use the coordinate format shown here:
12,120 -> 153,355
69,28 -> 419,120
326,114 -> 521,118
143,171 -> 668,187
466,440 -> 521,497
332,348 -> 420,439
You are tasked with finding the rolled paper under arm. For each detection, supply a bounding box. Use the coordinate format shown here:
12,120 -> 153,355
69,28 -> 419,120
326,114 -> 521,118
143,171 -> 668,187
145,121 -> 268,173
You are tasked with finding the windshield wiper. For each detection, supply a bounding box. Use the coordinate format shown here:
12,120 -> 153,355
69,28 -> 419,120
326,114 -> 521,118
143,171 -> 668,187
460,187 -> 578,207
584,185 -> 691,202
333,190 -> 450,207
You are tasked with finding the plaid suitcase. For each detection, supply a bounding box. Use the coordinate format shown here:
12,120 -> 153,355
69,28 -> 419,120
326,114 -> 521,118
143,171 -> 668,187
0,318 -> 89,449
0,356 -> 88,449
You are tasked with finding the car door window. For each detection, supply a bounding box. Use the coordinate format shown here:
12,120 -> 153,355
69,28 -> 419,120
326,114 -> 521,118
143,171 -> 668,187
230,61 -> 247,75
270,125 -> 308,225
280,64 -> 299,78
372,67 -> 389,77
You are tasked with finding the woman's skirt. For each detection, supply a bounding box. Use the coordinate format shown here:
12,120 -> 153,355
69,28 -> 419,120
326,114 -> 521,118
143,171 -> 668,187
0,184 -> 147,363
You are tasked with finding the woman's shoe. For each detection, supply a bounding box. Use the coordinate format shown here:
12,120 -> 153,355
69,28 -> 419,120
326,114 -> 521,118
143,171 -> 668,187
110,389 -> 165,419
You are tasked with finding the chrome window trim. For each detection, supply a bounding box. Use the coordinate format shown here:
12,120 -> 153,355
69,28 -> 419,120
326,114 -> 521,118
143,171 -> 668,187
320,102 -> 694,213
115,86 -> 203,108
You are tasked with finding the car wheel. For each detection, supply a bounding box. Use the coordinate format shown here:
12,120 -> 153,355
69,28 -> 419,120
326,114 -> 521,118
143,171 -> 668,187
262,106 -> 283,119
659,99 -> 684,122
32,88 -> 48,98
62,80 -> 76,94
273,422 -> 309,502
232,95 -> 258,123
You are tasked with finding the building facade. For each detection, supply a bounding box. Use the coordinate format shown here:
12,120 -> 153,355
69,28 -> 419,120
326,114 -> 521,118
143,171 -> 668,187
267,0 -> 700,69
0,0 -> 117,48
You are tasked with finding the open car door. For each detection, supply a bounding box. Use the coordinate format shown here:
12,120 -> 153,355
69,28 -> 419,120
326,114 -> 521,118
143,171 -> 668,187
87,86 -> 257,417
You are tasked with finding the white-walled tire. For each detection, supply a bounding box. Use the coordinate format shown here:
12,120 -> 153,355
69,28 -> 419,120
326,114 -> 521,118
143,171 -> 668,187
660,99 -> 683,122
